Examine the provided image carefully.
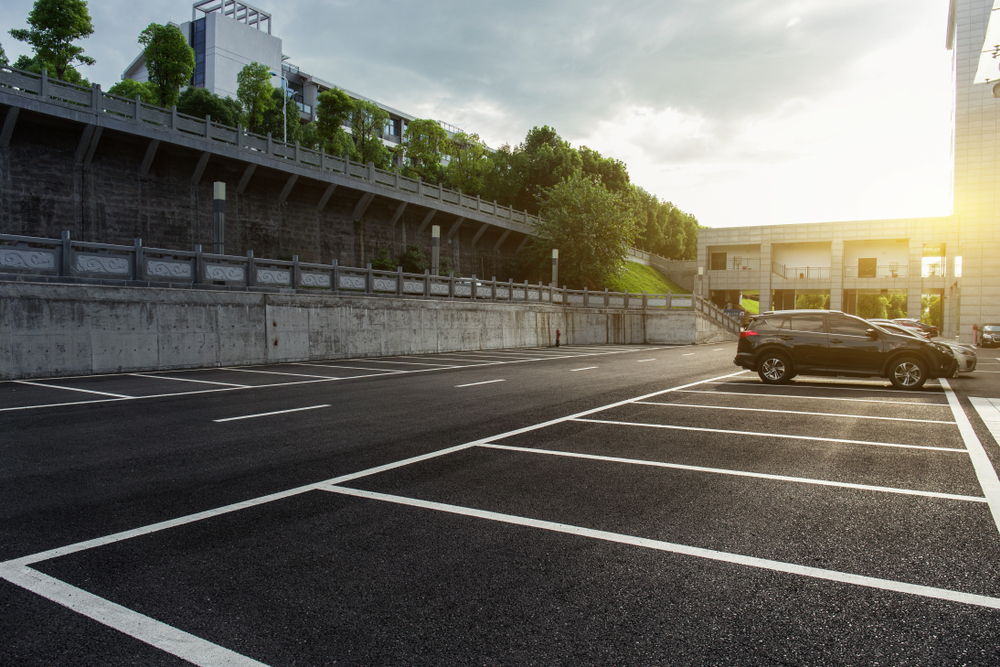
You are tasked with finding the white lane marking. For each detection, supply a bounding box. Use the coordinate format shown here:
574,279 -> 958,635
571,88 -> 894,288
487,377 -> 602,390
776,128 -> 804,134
480,443 -> 984,503
713,348 -> 725,351
356,359 -> 463,367
571,367 -> 598,372
571,418 -> 967,453
13,380 -> 133,399
635,401 -> 957,424
129,373 -> 249,388
456,379 -> 506,388
679,389 -> 947,406
220,368 -> 340,379
682,353 -> 695,356
709,381 -> 943,395
322,486 -> 1000,611
292,362 -> 404,374
0,565 -> 267,667
637,359 -> 657,362
213,404 -> 330,423
943,380 -> 1000,534
971,397 -> 1000,441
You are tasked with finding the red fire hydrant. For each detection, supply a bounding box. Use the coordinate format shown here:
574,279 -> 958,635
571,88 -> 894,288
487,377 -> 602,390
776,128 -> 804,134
556,328 -> 561,347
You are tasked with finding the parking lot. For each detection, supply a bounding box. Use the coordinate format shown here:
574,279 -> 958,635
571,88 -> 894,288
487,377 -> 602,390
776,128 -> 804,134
3,344 -> 1000,665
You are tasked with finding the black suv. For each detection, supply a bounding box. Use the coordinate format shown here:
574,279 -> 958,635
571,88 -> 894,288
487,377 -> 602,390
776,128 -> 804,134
734,310 -> 957,390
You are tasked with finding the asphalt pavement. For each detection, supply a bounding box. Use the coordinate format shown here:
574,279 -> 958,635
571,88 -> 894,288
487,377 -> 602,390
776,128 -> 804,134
3,343 -> 1000,666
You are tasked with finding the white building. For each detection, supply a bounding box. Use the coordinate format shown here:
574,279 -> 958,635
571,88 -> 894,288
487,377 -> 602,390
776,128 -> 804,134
122,1 -> 455,148
697,0 -> 1000,344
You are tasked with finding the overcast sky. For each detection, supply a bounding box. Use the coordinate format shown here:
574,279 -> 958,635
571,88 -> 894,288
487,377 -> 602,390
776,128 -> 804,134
2,0 -> 957,228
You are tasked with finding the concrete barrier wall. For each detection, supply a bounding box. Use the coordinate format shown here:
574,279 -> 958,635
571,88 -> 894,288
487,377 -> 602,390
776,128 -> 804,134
0,282 -> 733,379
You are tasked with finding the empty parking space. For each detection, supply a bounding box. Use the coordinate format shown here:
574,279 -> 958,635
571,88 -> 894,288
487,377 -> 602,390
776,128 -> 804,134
5,347 -> 1000,665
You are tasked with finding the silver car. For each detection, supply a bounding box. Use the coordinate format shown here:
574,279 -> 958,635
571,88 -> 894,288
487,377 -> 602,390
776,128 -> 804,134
870,321 -> 976,375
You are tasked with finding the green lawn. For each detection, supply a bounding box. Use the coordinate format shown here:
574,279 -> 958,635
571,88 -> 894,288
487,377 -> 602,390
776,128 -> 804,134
741,298 -> 759,314
603,262 -> 691,295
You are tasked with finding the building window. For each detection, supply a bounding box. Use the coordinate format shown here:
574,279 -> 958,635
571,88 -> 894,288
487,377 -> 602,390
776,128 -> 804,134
710,252 -> 727,271
190,18 -> 206,87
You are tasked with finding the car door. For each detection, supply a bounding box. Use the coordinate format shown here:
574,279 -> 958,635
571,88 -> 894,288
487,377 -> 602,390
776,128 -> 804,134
826,313 -> 883,373
784,312 -> 828,371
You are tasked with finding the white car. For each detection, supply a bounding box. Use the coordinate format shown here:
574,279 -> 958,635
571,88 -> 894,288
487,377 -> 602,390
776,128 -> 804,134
869,321 -> 976,375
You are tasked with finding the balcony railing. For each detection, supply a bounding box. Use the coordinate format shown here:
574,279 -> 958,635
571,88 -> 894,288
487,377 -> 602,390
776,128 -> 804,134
843,265 -> 908,278
712,257 -> 760,271
771,263 -> 830,280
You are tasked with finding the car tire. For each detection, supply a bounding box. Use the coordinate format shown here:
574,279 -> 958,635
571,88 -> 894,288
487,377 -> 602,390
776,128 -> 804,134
889,356 -> 928,390
757,352 -> 793,384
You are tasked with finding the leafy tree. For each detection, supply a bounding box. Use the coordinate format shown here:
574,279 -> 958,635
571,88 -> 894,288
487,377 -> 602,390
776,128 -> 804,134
579,146 -> 630,194
13,52 -> 88,85
349,98 -> 391,169
176,86 -> 240,125
515,125 -> 582,214
370,247 -> 396,271
397,243 -> 429,273
299,121 -> 321,150
261,87 -> 302,144
9,0 -> 95,81
137,23 -> 194,108
314,88 -> 355,157
525,172 -> 639,289
481,143 -> 526,209
857,294 -> 887,319
401,118 -> 449,183
795,294 -> 831,309
236,62 -> 275,134
107,79 -> 157,104
0,41 -> 7,66
444,132 -> 491,196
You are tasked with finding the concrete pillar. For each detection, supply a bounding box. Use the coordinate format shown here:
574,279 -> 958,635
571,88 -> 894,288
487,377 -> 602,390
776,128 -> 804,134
829,239 -> 844,312
906,239 -> 923,320
759,242 -> 773,312
551,249 -> 559,286
213,182 -> 226,255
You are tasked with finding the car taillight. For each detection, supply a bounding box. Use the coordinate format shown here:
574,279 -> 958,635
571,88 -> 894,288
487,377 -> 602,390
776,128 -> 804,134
740,331 -> 758,339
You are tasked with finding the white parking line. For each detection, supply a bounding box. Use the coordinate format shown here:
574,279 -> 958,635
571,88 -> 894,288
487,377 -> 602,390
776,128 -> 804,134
130,373 -> 250,388
942,380 -> 1000,534
709,381 -> 942,395
456,379 -> 506,388
637,359 -> 657,363
480,443 -> 984,503
678,389 -> 948,406
292,363 -> 404,374
221,368 -> 340,379
970,397 -> 1000,441
682,353 -> 695,356
213,404 -> 331,423
571,418 -> 967,452
323,486 -> 1000,611
634,401 -> 957,424
14,380 -> 133,399
571,367 -> 598,372
0,565 -> 267,667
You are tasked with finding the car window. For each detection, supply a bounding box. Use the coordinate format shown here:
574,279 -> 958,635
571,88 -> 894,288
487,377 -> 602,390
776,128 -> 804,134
984,325 -> 1000,332
762,316 -> 789,330
788,313 -> 825,332
829,315 -> 871,337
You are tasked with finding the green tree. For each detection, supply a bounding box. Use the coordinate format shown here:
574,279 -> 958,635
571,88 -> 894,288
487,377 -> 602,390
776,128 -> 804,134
481,143 -> 526,209
349,98 -> 391,169
922,294 -> 941,328
236,62 -> 275,134
0,41 -> 7,66
515,125 -> 582,214
299,121 -> 321,150
401,118 -> 449,183
444,132 -> 491,196
314,88 -> 355,157
526,172 -> 639,289
9,0 -> 95,81
857,294 -> 888,319
176,87 -> 240,125
579,146 -> 630,194
137,23 -> 194,108
261,87 -> 302,144
795,294 -> 830,309
107,79 -> 157,104
12,53 -> 88,85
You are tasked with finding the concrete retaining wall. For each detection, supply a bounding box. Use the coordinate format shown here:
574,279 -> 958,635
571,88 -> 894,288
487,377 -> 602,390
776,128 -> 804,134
0,282 -> 733,379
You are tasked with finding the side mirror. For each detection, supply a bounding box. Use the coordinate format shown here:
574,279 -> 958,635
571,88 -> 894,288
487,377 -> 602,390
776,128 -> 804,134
866,328 -> 880,340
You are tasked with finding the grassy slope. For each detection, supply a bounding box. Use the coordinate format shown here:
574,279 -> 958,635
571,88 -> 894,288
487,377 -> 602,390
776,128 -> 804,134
604,262 -> 691,295
741,298 -> 759,314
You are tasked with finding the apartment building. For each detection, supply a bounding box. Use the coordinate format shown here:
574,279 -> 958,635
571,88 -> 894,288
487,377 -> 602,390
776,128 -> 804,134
697,0 -> 1000,343
121,1 -> 457,150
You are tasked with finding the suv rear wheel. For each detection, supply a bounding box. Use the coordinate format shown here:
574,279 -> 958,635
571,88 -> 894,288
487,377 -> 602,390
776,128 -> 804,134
889,356 -> 927,390
757,352 -> 793,384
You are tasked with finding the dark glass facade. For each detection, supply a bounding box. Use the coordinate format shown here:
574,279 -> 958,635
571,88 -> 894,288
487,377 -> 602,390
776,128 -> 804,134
191,18 -> 206,86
